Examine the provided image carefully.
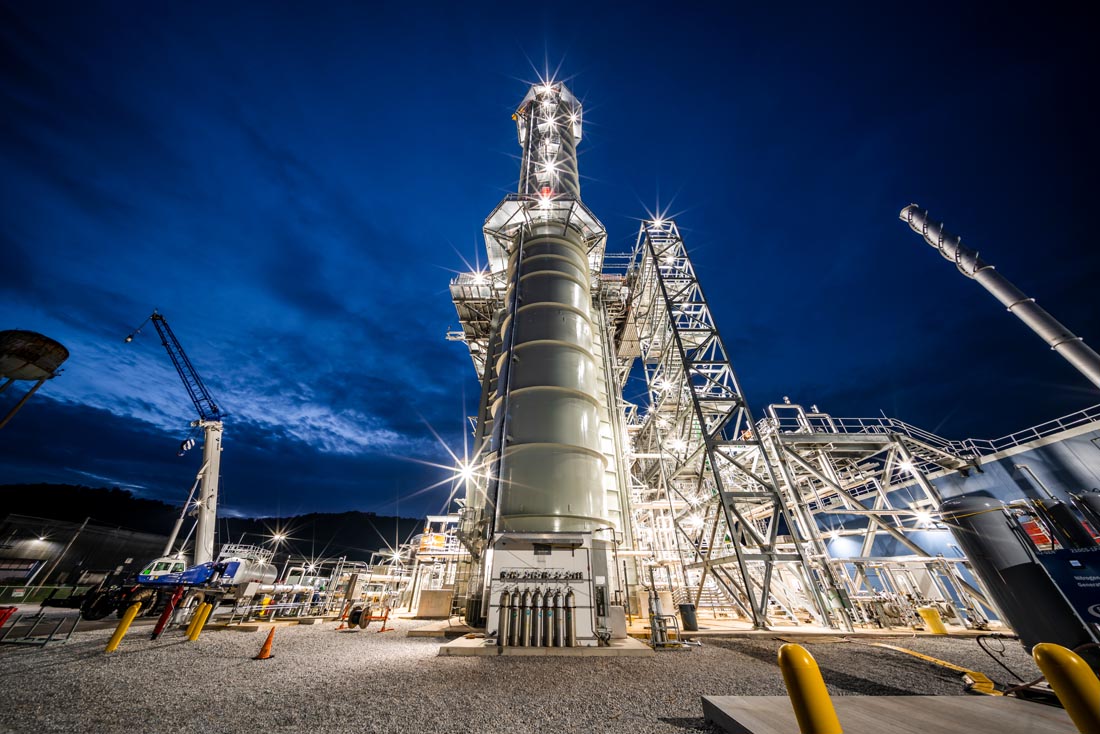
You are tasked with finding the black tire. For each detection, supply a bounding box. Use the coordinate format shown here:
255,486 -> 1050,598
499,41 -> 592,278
80,589 -> 116,621
116,588 -> 158,618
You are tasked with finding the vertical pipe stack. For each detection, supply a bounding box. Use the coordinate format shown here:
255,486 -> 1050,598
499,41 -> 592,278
492,84 -> 609,534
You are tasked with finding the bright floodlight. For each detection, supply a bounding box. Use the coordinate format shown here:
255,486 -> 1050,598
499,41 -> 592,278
271,533 -> 286,543
915,511 -> 934,526
898,460 -> 916,474
456,461 -> 475,482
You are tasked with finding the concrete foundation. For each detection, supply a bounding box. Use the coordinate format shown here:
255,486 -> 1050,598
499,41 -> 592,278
702,695 -> 1076,733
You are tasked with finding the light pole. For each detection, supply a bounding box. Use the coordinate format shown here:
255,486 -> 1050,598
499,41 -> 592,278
28,517 -> 90,597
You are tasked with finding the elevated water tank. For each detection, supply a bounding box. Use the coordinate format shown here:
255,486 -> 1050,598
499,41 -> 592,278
0,329 -> 69,430
0,330 -> 69,381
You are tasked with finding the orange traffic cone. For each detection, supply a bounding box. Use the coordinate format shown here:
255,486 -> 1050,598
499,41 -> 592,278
253,628 -> 275,660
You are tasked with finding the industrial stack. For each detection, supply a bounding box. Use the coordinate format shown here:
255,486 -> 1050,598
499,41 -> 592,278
451,82 -> 625,647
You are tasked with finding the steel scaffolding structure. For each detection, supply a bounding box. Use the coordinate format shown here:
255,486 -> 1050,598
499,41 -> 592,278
615,220 -> 831,629
451,212 -> 999,631
606,219 -> 998,631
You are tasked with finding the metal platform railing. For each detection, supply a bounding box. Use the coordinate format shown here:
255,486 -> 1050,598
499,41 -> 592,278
760,403 -> 1100,459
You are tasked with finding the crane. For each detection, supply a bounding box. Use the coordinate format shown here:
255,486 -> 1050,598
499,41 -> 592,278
126,309 -> 223,566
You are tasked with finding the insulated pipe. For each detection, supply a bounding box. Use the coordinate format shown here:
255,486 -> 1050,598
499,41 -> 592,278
900,205 -> 1100,389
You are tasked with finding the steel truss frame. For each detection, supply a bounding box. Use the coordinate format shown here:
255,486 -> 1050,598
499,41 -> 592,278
622,220 -> 832,629
615,220 -> 991,631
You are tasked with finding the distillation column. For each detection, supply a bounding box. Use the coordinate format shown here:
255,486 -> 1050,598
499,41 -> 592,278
474,83 -> 615,646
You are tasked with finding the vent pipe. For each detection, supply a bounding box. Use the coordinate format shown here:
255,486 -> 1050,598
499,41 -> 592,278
900,205 -> 1100,389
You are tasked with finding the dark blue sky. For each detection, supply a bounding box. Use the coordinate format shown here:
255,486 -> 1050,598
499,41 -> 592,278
2,3 -> 1097,517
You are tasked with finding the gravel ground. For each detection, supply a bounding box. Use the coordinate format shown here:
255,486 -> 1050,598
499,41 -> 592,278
0,620 -> 1041,734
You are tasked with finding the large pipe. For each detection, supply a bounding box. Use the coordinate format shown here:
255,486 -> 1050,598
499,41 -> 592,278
900,205 -> 1100,389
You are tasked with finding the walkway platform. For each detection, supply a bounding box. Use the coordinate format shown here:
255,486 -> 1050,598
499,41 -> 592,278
702,695 -> 1075,733
439,636 -> 654,657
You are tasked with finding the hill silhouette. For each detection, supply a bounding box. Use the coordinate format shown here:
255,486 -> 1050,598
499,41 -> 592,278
0,483 -> 424,562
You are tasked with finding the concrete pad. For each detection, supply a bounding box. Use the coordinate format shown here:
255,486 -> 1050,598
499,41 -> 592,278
438,636 -> 654,657
702,695 -> 1076,734
407,619 -> 477,638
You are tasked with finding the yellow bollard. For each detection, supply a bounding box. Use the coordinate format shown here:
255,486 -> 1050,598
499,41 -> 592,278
105,602 -> 143,654
184,602 -> 208,639
917,606 -> 948,635
1033,643 -> 1100,734
187,603 -> 214,641
259,595 -> 271,618
778,643 -> 843,734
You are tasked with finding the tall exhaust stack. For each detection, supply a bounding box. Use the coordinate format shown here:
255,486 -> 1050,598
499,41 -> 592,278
451,81 -> 624,647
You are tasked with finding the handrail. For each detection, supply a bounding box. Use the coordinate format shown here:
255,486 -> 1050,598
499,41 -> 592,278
759,403 -> 1100,459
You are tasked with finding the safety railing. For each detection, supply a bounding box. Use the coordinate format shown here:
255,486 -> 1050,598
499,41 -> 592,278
759,403 -> 1100,459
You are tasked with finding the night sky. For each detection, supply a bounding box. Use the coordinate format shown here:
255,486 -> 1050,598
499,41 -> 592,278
2,3 -> 1097,518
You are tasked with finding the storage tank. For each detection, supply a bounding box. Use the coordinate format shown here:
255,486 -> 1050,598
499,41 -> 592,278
0,330 -> 69,381
0,330 -> 69,429
220,557 -> 278,585
940,494 -> 1096,660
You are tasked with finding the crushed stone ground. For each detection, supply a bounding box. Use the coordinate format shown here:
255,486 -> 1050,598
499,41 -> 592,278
0,618 -> 1042,734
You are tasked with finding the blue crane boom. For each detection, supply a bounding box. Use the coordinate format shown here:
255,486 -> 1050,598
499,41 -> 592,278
125,309 -> 224,565
126,310 -> 222,422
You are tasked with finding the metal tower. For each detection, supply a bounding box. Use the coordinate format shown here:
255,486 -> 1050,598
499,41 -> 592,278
450,82 -> 633,645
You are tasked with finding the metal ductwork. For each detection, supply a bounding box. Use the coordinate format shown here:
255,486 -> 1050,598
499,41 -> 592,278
900,204 -> 1100,389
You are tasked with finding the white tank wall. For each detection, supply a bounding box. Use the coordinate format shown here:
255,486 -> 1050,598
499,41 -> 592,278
494,226 -> 610,533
